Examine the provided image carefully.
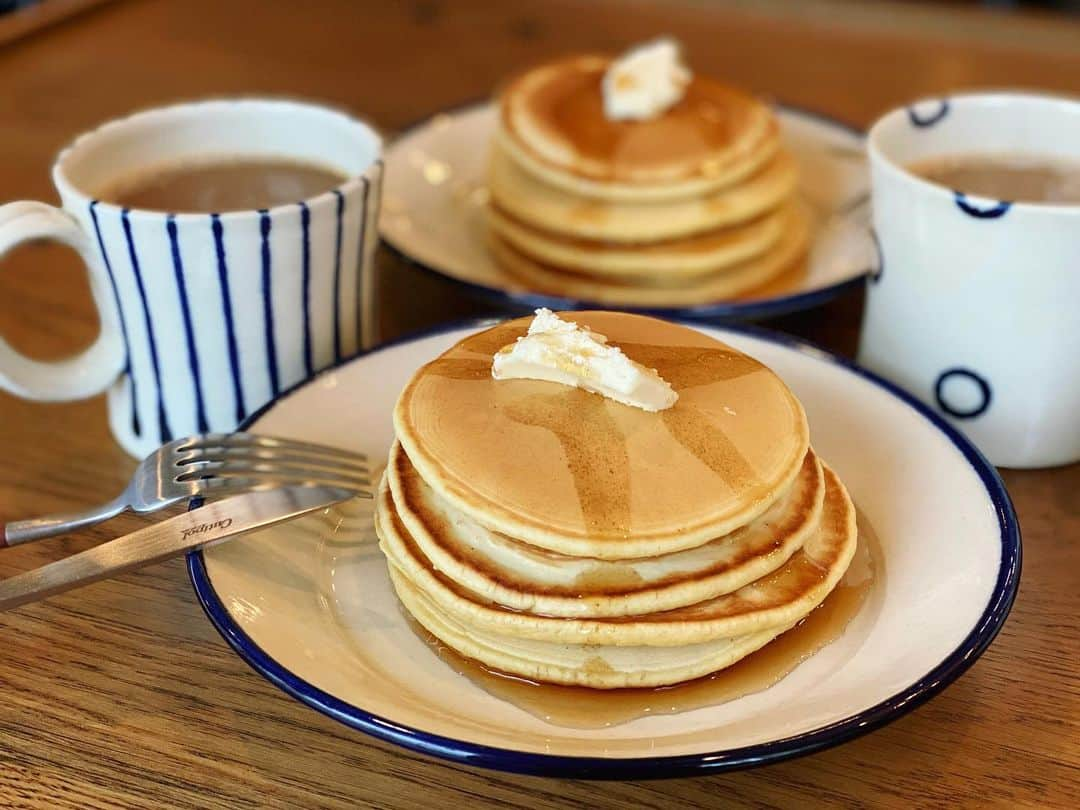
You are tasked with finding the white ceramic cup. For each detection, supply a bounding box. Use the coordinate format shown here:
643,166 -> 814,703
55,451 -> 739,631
0,99 -> 382,458
859,93 -> 1080,469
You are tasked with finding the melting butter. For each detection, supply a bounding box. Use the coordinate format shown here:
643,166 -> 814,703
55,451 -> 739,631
491,309 -> 678,412
602,37 -> 691,121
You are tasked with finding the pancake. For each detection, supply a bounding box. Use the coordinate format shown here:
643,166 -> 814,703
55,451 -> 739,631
501,55 -> 776,190
393,312 -> 810,558
387,441 -> 824,618
486,199 -> 791,280
378,461 -> 857,651
487,52 -> 809,306
493,116 -> 781,203
488,142 -> 799,243
389,565 -> 795,689
378,309 -> 863,690
490,204 -> 810,307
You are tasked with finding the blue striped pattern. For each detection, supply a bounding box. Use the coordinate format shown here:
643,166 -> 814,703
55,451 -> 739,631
212,213 -> 247,424
355,177 -> 370,349
259,209 -> 280,397
299,201 -> 314,377
121,208 -> 171,443
89,201 -> 140,438
167,215 -> 209,433
331,190 -> 345,363
93,177 -> 373,456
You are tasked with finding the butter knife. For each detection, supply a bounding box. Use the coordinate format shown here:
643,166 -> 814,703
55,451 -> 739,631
0,485 -> 356,612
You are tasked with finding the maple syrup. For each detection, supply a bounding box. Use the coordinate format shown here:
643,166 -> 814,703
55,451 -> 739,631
411,509 -> 880,729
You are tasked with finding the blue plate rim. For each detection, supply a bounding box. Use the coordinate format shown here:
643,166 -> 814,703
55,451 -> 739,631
187,318 -> 1021,780
378,99 -> 871,322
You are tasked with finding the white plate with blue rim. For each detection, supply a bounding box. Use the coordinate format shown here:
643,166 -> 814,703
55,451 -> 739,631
379,102 -> 875,321
188,319 -> 1019,778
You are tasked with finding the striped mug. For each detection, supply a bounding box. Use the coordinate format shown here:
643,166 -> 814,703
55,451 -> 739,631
0,99 -> 382,458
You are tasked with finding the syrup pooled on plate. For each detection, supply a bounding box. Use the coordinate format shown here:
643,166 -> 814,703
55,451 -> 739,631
411,509 -> 881,729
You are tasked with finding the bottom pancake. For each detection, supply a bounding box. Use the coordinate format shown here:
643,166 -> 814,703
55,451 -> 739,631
389,564 -> 795,689
490,203 -> 810,307
487,201 -> 792,280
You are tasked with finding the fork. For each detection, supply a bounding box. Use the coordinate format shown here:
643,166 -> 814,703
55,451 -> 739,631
3,433 -> 370,546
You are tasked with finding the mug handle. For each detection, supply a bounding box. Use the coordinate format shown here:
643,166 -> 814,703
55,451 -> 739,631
0,201 -> 125,400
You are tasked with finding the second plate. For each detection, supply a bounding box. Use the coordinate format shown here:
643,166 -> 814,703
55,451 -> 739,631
380,102 -> 874,320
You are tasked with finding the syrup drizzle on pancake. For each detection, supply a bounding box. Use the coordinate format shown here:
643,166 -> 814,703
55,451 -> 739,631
571,563 -> 646,593
617,343 -> 763,389
519,62 -> 762,179
422,358 -> 490,381
502,389 -> 632,535
412,508 -> 880,729
412,317 -> 801,546
661,406 -> 761,491
451,322 -> 525,356
422,324 -> 527,381
425,333 -> 768,537
398,313 -> 809,552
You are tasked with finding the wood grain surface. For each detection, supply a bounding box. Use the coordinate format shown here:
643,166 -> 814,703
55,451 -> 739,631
0,1 -> 1077,807
0,0 -> 112,48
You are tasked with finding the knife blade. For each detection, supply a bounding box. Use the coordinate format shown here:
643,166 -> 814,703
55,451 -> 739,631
0,485 -> 356,612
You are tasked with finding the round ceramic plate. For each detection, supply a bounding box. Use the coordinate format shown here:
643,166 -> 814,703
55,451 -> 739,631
379,103 -> 874,320
189,322 -> 1019,779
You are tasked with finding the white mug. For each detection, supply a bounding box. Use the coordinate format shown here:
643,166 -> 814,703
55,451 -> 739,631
859,93 -> 1080,469
0,99 -> 382,458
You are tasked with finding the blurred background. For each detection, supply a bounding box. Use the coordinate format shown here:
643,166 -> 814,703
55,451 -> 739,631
5,0 -> 1079,38
2,0 -> 1079,358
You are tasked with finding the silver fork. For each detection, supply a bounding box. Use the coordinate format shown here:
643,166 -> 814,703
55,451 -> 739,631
3,433 -> 370,546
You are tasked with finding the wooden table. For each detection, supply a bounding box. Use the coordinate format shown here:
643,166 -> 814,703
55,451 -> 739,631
0,1 -> 1077,806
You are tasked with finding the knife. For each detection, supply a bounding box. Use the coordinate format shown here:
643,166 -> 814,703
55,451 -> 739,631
0,485 -> 356,612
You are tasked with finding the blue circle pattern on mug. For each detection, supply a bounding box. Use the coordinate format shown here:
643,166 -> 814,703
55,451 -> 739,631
934,368 -> 992,419
954,193 -> 1012,219
905,100 -> 1013,220
907,99 -> 950,128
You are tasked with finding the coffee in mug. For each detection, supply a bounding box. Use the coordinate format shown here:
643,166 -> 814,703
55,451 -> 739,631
907,153 -> 1080,205
99,157 -> 350,213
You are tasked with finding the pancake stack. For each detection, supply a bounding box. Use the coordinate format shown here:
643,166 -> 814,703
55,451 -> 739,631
376,312 -> 858,689
486,56 -> 810,307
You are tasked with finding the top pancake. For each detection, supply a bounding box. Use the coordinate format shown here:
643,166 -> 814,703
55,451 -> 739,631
393,312 -> 810,558
501,56 -> 776,190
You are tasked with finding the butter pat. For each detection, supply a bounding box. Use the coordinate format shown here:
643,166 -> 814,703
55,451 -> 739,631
602,38 -> 691,122
492,309 -> 678,412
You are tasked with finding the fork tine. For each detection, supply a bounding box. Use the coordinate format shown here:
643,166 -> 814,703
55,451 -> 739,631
178,460 -> 371,490
195,476 -> 373,500
178,445 -> 369,474
179,459 -> 370,482
179,433 -> 367,462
